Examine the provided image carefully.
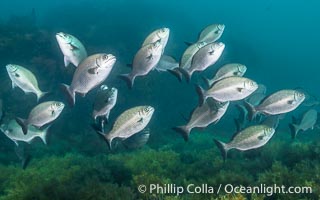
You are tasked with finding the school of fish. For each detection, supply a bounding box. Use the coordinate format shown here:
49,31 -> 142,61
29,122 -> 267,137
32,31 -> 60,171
2,23 -> 317,165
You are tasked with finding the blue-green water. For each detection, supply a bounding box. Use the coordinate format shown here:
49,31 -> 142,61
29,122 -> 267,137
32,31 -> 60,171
0,1 -> 319,199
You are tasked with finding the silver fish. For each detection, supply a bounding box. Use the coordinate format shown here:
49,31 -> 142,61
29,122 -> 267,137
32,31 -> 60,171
0,120 -> 50,146
204,63 -> 247,87
92,85 -> 118,123
122,128 -> 150,149
154,55 -> 179,72
214,125 -> 275,161
61,53 -> 116,107
6,64 -> 48,101
119,40 -> 162,89
245,90 -> 305,120
142,28 -> 170,54
289,109 -> 317,139
197,24 -> 225,43
15,101 -> 64,135
98,106 -> 154,150
56,32 -> 87,67
181,42 -> 225,82
169,42 -> 207,82
173,99 -> 229,141
196,76 -> 258,105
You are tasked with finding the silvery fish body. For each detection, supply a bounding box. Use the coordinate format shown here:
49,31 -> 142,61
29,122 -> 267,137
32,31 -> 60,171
214,125 -> 275,160
168,42 -> 207,82
180,42 -> 207,70
61,53 -> 116,106
0,120 -> 49,146
6,64 -> 48,101
205,63 -> 247,87
16,101 -> 64,135
197,76 -> 258,105
197,24 -> 225,43
245,90 -> 305,120
290,109 -> 317,138
56,32 -> 87,67
92,85 -> 118,121
119,41 -> 162,88
101,106 -> 155,149
154,55 -> 179,72
182,42 -> 225,82
142,28 -> 170,54
173,99 -> 229,141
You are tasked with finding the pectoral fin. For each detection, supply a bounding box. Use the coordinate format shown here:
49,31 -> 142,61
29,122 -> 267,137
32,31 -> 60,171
288,100 -> 296,105
69,43 -> 79,50
88,67 -> 98,74
237,88 -> 244,93
258,135 -> 264,140
12,82 -> 16,89
146,54 -> 153,61
64,56 -> 70,67
137,118 -> 143,123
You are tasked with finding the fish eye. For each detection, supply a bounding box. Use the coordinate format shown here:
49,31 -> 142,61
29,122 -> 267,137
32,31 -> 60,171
103,55 -> 108,59
160,28 -> 165,32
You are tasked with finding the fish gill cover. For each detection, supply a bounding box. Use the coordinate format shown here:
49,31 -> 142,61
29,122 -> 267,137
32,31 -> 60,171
0,0 -> 319,199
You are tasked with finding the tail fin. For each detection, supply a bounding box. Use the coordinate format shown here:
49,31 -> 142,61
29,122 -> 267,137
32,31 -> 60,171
167,68 -> 183,82
195,85 -> 206,106
213,139 -> 228,161
60,84 -> 75,107
40,125 -> 51,145
36,91 -> 50,102
243,101 -> 257,121
179,68 -> 191,83
172,126 -> 191,141
22,155 -> 32,170
105,134 -> 114,150
91,124 -> 113,150
289,123 -> 299,139
234,118 -> 241,132
15,117 -> 28,135
118,74 -> 135,89
202,76 -> 213,88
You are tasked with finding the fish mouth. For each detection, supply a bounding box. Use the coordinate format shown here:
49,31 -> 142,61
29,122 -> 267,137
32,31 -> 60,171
56,32 -> 69,43
107,55 -> 116,62
218,24 -> 225,31
145,106 -> 155,115
6,64 -> 17,73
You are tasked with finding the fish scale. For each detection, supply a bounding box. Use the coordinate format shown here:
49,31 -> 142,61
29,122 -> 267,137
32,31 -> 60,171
214,125 -> 275,161
100,106 -> 154,150
6,64 -> 48,101
61,53 -> 116,106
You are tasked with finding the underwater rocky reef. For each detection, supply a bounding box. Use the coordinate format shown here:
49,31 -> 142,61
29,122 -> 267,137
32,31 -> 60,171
0,131 -> 320,200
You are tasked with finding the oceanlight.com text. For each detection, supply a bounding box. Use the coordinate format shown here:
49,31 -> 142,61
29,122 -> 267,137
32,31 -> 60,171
137,183 -> 312,196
